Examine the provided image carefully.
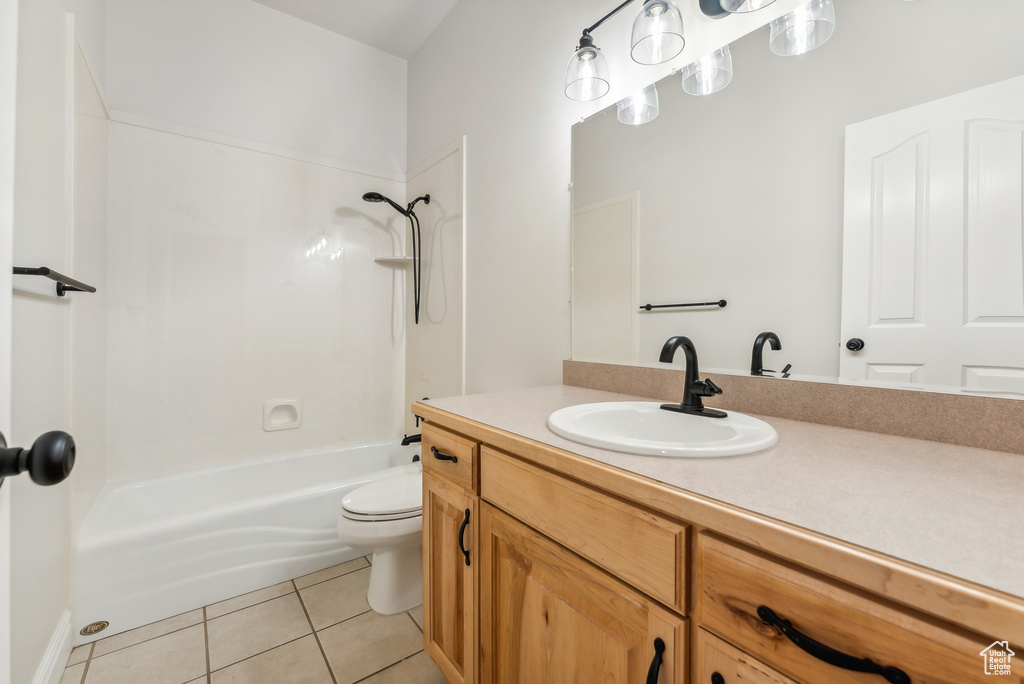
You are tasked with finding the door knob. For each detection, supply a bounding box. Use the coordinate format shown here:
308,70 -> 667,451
0,430 -> 76,487
845,338 -> 865,351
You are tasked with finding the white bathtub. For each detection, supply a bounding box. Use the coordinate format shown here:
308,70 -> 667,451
74,439 -> 420,642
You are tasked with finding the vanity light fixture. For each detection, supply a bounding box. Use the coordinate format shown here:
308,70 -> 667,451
617,84 -> 660,124
630,0 -> 685,65
565,0 -> 684,102
719,0 -> 778,13
769,0 -> 835,56
680,45 -> 733,96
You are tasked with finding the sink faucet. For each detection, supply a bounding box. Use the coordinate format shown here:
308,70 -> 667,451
750,331 -> 781,376
658,336 -> 726,418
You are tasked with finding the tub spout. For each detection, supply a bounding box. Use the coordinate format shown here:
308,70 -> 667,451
401,434 -> 421,446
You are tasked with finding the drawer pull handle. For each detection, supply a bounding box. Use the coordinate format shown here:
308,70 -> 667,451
431,446 -> 457,464
458,508 -> 471,566
711,673 -> 724,684
645,637 -> 666,684
757,606 -> 911,684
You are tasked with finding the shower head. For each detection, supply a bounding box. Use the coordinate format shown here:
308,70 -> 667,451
362,191 -> 408,216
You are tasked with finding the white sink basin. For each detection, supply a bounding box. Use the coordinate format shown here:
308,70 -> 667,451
547,402 -> 778,458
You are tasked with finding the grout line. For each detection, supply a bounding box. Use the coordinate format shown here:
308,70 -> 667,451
293,559 -> 370,592
206,585 -> 297,621
78,642 -> 94,684
87,620 -> 204,660
295,580 -> 339,684
350,649 -> 425,684
314,608 -> 373,634
207,633 -> 310,675
203,606 -> 212,684
406,611 -> 423,634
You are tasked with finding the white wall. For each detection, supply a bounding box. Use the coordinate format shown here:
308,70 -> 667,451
572,0 -> 1024,379
105,0 -> 408,173
407,0 -> 806,393
405,140 -> 465,432
10,1 -> 75,681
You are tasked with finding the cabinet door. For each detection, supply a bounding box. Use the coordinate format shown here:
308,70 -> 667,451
423,472 -> 478,684
479,503 -> 687,684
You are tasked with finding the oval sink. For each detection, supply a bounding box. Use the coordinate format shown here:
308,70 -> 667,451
547,402 -> 778,458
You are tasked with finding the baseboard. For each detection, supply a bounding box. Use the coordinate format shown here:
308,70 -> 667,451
31,609 -> 72,684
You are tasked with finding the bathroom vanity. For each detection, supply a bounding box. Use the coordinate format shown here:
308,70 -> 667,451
415,385 -> 1024,684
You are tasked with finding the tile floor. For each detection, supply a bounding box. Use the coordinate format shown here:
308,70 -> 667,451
61,557 -> 447,684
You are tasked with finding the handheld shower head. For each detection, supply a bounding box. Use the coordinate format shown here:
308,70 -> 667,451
362,191 -> 408,216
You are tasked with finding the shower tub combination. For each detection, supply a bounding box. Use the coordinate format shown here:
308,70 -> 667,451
74,439 -> 420,641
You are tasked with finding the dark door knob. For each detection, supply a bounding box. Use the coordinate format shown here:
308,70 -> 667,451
845,338 -> 865,351
0,430 -> 76,486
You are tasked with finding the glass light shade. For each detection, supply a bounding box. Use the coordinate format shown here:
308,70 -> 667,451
720,0 -> 777,12
631,0 -> 685,65
617,85 -> 659,125
565,44 -> 611,101
680,46 -> 733,96
769,0 -> 835,56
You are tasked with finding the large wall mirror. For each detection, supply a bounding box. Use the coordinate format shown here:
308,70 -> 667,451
571,0 -> 1024,397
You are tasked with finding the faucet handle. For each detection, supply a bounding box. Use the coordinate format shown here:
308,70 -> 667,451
690,378 -> 723,397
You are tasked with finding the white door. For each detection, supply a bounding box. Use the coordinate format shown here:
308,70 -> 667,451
572,193 -> 639,364
841,75 -> 1024,395
0,0 -> 18,681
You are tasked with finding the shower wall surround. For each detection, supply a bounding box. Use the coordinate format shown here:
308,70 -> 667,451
105,124 -> 407,481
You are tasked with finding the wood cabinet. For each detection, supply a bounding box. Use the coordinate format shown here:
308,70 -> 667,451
478,503 -> 687,684
422,424 -> 480,684
417,405 -> 1024,684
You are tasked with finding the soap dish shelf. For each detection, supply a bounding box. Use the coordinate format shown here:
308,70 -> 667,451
374,256 -> 413,266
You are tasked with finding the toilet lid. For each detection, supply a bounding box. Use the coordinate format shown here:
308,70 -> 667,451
342,470 -> 422,521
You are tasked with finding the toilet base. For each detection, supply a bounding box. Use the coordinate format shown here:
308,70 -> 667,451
366,544 -> 423,614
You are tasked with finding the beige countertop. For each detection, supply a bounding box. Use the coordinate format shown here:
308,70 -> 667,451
424,384 -> 1024,601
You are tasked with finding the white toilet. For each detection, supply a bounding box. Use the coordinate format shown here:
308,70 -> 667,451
336,462 -> 423,614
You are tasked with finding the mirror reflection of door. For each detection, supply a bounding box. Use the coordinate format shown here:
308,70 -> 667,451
571,193 -> 639,364
841,75 -> 1024,396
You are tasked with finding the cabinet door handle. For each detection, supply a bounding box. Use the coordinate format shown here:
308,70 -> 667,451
457,508 -> 471,566
757,606 -> 910,684
645,637 -> 666,684
431,446 -> 457,464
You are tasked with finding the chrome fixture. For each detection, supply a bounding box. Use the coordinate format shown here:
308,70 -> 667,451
617,84 -> 660,124
658,336 -> 727,418
362,191 -> 430,324
769,0 -> 836,56
565,0 -> 684,102
750,331 -> 782,376
681,45 -> 733,96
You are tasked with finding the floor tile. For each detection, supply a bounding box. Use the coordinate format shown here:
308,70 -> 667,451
85,623 -> 206,684
408,604 -> 424,631
207,593 -> 312,671
293,557 -> 369,590
360,651 -> 446,684
67,644 -> 91,667
206,580 -> 294,619
60,663 -> 86,684
210,635 -> 332,684
298,567 -> 371,630
92,609 -> 204,657
318,610 -> 423,684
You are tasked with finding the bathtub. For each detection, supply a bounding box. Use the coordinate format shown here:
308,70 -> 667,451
74,439 -> 420,642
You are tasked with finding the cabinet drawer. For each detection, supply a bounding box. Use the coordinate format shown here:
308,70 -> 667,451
699,533 -> 1020,684
422,423 -> 478,493
697,629 -> 799,684
480,446 -> 688,614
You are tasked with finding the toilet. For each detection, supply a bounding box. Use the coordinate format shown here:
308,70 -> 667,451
336,462 -> 423,614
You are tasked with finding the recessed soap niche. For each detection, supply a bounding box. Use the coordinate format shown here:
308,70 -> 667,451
263,400 -> 302,432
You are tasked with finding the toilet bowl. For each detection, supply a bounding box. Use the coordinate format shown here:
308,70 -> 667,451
336,462 -> 423,614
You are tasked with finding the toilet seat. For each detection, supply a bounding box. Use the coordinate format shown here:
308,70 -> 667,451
341,470 -> 422,522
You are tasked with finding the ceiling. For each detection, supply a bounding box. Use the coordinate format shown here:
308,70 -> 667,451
250,0 -> 461,59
